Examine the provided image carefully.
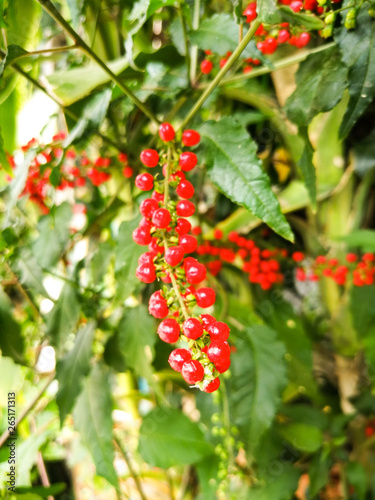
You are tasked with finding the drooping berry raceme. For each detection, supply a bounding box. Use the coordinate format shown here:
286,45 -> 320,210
132,123 -> 232,391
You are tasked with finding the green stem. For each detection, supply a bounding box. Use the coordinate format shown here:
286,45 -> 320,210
114,437 -> 149,500
178,20 -> 262,130
13,44 -> 77,60
35,0 -> 159,125
178,2 -> 190,84
189,0 -> 201,85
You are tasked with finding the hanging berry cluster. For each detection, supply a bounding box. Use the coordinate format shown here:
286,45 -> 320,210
4,133 -> 132,213
132,123 -> 231,393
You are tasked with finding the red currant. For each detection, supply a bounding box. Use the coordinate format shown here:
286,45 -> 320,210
176,200 -> 195,217
136,263 -> 156,283
203,377 -> 220,393
175,218 -> 192,235
152,208 -> 171,228
135,173 -> 154,191
278,29 -> 290,43
140,198 -> 159,218
179,234 -> 197,253
149,291 -> 169,318
165,246 -> 184,267
207,321 -> 230,341
207,341 -> 231,365
184,257 -> 207,284
201,59 -> 213,75
140,149 -> 159,168
215,355 -> 231,373
157,318 -> 181,343
132,227 -> 152,245
182,360 -> 204,384
159,122 -> 175,142
200,314 -> 216,328
179,152 -> 198,172
138,252 -> 155,264
195,287 -> 216,308
176,179 -> 195,199
182,317 -> 203,340
182,130 -> 200,147
168,348 -> 191,371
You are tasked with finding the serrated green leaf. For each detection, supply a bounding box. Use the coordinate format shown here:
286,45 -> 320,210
0,287 -> 25,364
279,422 -> 323,452
46,283 -> 80,348
0,124 -> 12,175
285,46 -> 348,127
56,322 -> 96,424
115,217 -> 144,300
336,7 -> 375,138
189,13 -> 238,55
279,6 -> 325,29
200,117 -> 294,241
138,407 -> 213,468
33,203 -> 72,268
118,305 -> 155,381
73,363 -> 118,487
228,325 -> 287,452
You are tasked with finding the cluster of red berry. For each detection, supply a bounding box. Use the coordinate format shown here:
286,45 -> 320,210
132,123 -> 231,392
4,133 -> 132,213
295,252 -> 375,286
200,0 -> 342,76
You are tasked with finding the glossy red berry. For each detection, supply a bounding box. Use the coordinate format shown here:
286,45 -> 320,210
165,246 -> 184,267
182,130 -> 200,147
346,253 -> 357,263
182,317 -> 203,340
203,377 -> 220,393
182,360 -> 204,384
136,263 -> 156,283
179,234 -> 198,253
290,0 -> 303,10
195,287 -> 216,308
200,314 -> 216,328
140,149 -> 159,168
215,355 -> 231,373
132,227 -> 152,245
152,191 -> 164,203
175,218 -> 192,235
207,321 -> 230,341
179,152 -> 198,172
207,341 -> 231,365
243,2 -> 257,22
149,291 -> 169,318
292,251 -> 305,262
176,200 -> 195,217
140,198 -> 159,218
176,179 -> 195,199
185,257 -> 207,284
149,238 -> 165,254
135,173 -> 154,191
157,318 -> 181,343
295,32 -> 311,48
152,208 -> 171,228
138,252 -> 155,264
159,122 -> 175,142
278,29 -> 290,43
123,166 -> 133,178
201,59 -> 213,74
168,349 -> 192,371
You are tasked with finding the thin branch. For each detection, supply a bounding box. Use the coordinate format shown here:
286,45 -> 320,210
0,373 -> 55,448
35,0 -> 159,125
4,262 -> 41,320
114,437 -> 149,500
178,2 -> 190,84
14,44 -> 78,60
178,20 -> 262,131
189,0 -> 201,86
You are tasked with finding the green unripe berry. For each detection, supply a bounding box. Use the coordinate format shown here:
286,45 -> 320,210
321,25 -> 333,38
324,12 -> 335,24
345,17 -> 357,29
346,7 -> 357,19
317,0 -> 327,6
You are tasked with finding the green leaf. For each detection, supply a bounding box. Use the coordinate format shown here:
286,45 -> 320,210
309,451 -> 331,497
56,322 -> 96,424
345,461 -> 367,500
195,455 -> 220,500
14,249 -> 49,297
118,305 -> 156,381
279,422 -> 323,452
350,284 -> 375,337
189,14 -> 238,55
200,117 -> 294,241
285,46 -> 348,127
256,0 -> 281,23
88,241 -> 114,286
115,217 -> 144,300
138,407 -> 213,468
32,203 -> 72,268
297,128 -> 316,208
15,484 -> 66,498
0,44 -> 28,77
335,7 -> 375,138
0,124 -> 12,175
46,283 -> 80,348
73,363 -> 118,487
337,229 -> 375,252
65,89 -> 112,146
279,6 -> 325,29
0,287 -> 25,364
17,431 -> 51,486
353,128 -> 375,175
246,464 -> 300,500
228,325 -> 287,452
67,0 -> 84,27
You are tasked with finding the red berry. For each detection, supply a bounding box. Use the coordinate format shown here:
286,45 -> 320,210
140,149 -> 159,168
243,3 -> 257,22
176,179 -> 195,199
179,234 -> 197,253
152,191 -> 164,202
203,377 -> 220,393
262,37 -> 278,54
292,251 -> 305,262
295,32 -> 310,48
207,321 -> 230,341
159,122 -> 175,142
118,152 -> 128,162
195,287 -> 216,308
200,314 -> 216,328
278,29 -> 290,43
175,218 -> 192,235
185,257 -> 207,284
182,130 -> 200,147
207,341 -> 231,365
149,238 -> 165,254
182,317 -> 203,340
136,263 -> 156,283
139,251 -> 155,264
290,0 -> 303,10
140,198 -> 159,218
213,229 -> 223,240
176,200 -> 195,217
179,152 -> 198,172
148,292 -> 169,318
135,173 -> 154,191
157,318 -> 181,343
139,217 -> 152,230
182,360 -> 204,384
165,246 -> 184,267
168,349 -> 191,371
123,166 -> 133,178
132,227 -> 152,245
346,253 -> 357,263
152,208 -> 171,228
201,59 -> 213,74
215,356 -> 231,373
